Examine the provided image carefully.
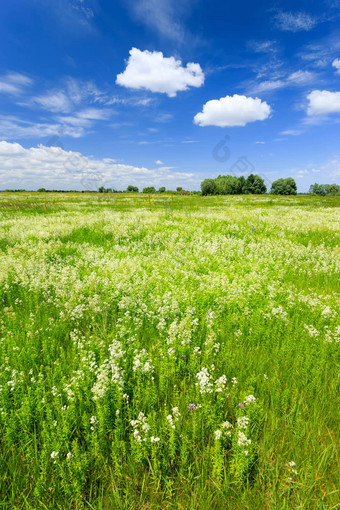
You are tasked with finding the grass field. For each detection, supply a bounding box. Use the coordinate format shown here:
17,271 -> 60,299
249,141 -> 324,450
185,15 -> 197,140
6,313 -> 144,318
0,192 -> 339,509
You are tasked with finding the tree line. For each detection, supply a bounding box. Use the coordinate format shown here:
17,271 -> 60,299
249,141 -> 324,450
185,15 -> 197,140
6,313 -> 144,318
201,174 -> 297,195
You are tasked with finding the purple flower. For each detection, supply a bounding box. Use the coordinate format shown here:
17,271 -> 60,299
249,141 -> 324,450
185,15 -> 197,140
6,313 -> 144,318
188,403 -> 196,412
238,403 -> 245,409
225,449 -> 229,455
182,355 -> 186,358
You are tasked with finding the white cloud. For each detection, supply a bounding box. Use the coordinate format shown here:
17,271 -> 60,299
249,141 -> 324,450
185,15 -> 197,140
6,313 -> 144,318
250,80 -> 286,94
0,141 -> 197,190
248,40 -> 277,54
287,70 -> 315,84
194,94 -> 271,127
281,129 -> 303,136
307,90 -> 340,115
249,70 -> 316,95
155,160 -> 163,165
0,115 -> 84,139
0,72 -> 32,95
32,91 -> 73,113
274,11 -> 318,32
127,0 -> 193,41
332,58 -> 340,73
116,48 -> 204,97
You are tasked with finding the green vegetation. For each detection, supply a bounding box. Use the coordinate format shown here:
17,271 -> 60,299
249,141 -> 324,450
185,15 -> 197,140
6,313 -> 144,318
0,192 -> 339,509
201,173 -> 267,195
270,177 -> 297,195
309,183 -> 340,196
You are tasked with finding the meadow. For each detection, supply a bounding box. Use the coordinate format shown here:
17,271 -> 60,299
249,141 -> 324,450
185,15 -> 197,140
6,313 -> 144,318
0,192 -> 339,509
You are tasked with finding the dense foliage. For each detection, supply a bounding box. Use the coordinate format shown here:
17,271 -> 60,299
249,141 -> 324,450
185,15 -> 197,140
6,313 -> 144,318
270,178 -> 297,195
309,183 -> 340,196
0,192 -> 339,509
201,174 -> 266,195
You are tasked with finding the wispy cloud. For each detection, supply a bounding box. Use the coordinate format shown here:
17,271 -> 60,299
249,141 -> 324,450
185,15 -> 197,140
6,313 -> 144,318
126,0 -> 195,42
247,70 -> 317,95
274,11 -> 319,32
0,72 -> 32,95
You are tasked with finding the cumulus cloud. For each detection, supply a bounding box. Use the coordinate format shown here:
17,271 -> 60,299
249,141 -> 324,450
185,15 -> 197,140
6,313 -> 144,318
116,48 -> 204,97
332,58 -> 340,73
307,90 -> 340,115
193,94 -> 271,127
274,11 -> 318,32
0,141 -> 196,190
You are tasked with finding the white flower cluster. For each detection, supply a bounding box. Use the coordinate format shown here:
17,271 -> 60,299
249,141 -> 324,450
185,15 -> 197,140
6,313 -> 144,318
222,421 -> 233,436
92,339 -> 125,399
133,349 -> 154,374
304,324 -> 319,338
90,415 -> 98,431
131,412 -> 150,443
166,407 -> 181,429
237,431 -> 251,447
244,394 -> 256,405
196,367 -> 213,394
237,416 -> 249,430
214,374 -> 227,393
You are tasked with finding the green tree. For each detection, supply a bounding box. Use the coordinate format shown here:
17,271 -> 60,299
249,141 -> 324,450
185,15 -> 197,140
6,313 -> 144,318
243,174 -> 267,194
271,178 -> 297,195
143,186 -> 156,193
201,178 -> 217,196
126,185 -> 139,192
159,187 -> 166,193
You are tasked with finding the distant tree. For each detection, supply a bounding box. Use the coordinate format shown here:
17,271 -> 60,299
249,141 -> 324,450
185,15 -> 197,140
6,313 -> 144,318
243,174 -> 267,194
37,188 -> 46,192
126,185 -> 139,192
201,178 -> 217,196
143,186 -> 156,193
326,183 -> 340,195
98,186 -> 105,193
271,178 -> 297,195
309,183 -> 340,195
159,187 -> 166,193
176,187 -> 183,192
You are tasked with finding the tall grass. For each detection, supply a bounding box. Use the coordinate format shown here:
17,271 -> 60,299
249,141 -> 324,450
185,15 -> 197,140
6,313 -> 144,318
0,192 -> 339,508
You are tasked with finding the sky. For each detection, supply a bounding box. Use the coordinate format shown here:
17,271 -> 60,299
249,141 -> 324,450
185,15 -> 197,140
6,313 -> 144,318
0,0 -> 340,191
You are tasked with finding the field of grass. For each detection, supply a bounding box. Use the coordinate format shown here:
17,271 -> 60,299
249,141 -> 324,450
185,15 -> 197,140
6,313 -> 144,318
0,192 -> 339,509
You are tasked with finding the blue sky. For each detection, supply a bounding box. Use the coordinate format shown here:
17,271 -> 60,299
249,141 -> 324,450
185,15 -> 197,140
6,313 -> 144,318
0,0 -> 340,191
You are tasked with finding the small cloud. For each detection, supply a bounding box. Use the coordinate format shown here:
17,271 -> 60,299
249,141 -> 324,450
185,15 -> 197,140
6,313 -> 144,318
116,48 -> 204,97
248,40 -> 277,53
255,141 -> 265,144
194,94 -> 271,127
274,11 -> 318,32
307,90 -> 340,115
155,160 -> 163,165
332,58 -> 340,73
281,129 -> 302,136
